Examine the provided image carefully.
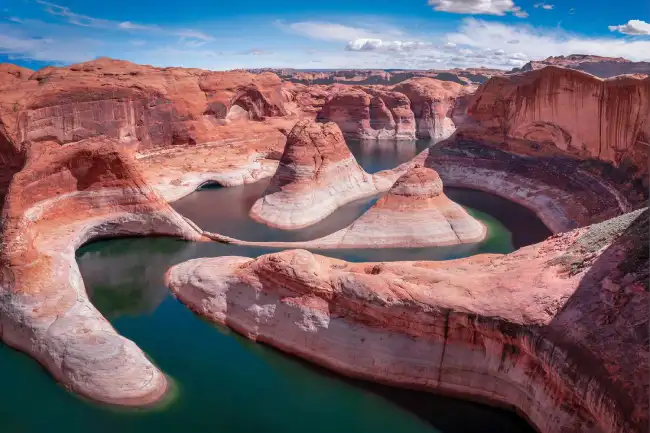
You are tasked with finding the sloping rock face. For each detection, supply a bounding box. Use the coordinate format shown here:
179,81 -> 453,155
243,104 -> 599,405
249,120 -> 393,229
291,165 -> 485,248
316,87 -> 417,140
0,137 -> 203,406
167,209 -> 649,433
412,137 -> 643,234
467,66 -> 650,182
0,58 -> 287,150
392,78 -> 465,141
0,58 -> 291,203
511,55 -> 650,78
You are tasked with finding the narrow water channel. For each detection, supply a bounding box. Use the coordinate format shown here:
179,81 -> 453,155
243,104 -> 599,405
0,138 -> 550,433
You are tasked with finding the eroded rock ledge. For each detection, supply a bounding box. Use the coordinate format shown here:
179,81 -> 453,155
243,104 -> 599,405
0,137 -> 203,405
167,209 -> 648,433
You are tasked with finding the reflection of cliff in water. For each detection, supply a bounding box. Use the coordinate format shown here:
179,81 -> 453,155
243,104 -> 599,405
77,238 -> 200,318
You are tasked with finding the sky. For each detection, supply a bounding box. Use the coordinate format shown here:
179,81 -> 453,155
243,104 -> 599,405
1,0 -> 649,71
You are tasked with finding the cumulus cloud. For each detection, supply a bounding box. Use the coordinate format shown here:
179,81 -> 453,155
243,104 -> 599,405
608,20 -> 650,36
534,3 -> 554,10
448,18 -> 650,61
428,0 -> 528,18
345,38 -> 426,52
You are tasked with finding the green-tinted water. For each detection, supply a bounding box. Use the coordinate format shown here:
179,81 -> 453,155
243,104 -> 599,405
0,139 -> 549,433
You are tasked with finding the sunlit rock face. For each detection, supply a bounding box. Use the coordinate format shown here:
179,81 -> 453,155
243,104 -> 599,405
465,66 -> 650,182
249,119 -> 392,229
300,165 -> 486,248
0,137 -> 203,407
315,78 -> 466,141
392,78 -> 466,141
167,210 -> 649,433
316,87 -> 416,140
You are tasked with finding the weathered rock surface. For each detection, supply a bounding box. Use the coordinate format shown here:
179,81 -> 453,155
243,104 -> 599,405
466,66 -> 650,181
316,87 -> 417,140
166,209 -> 649,433
260,67 -> 503,86
510,55 -> 650,78
220,165 -> 485,248
0,137 -> 203,405
249,120 -> 397,229
305,165 -> 485,247
392,78 -> 465,141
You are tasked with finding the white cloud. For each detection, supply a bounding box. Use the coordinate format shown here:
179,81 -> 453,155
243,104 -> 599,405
608,20 -> 650,36
284,21 -> 381,41
119,21 -> 155,30
7,17 -> 23,23
428,0 -> 528,18
238,48 -> 273,55
36,1 -> 212,41
345,38 -> 426,52
534,3 -> 554,10
448,18 -> 650,62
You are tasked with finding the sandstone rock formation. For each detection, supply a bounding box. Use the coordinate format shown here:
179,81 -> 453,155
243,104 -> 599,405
0,137 -> 203,406
466,66 -> 650,182
304,166 -> 485,247
392,78 -> 465,141
249,120 -> 397,229
260,67 -> 503,86
316,87 -> 417,140
166,209 -> 649,433
219,165 -> 485,248
0,58 -> 292,203
510,54 -> 650,78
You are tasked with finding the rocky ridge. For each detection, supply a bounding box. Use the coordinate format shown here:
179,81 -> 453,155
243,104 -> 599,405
166,209 -> 649,433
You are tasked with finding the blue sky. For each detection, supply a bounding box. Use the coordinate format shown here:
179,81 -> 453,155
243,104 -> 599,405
1,0 -> 649,70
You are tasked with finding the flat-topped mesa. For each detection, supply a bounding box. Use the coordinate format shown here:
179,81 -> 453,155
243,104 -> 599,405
166,209 -> 649,433
392,78 -> 465,141
249,119 -> 387,229
0,137 -> 202,406
304,165 -> 486,248
317,87 -> 417,140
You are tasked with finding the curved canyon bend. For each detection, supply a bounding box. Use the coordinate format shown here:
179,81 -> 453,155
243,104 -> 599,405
0,56 -> 647,433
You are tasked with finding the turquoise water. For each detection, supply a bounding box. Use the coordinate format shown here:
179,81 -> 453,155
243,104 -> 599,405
0,138 -> 548,433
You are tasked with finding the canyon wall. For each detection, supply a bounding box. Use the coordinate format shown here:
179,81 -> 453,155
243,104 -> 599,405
0,137 -> 203,406
167,209 -> 649,433
466,66 -> 650,180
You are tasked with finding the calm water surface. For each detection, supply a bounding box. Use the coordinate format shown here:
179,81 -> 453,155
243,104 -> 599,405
0,138 -> 549,433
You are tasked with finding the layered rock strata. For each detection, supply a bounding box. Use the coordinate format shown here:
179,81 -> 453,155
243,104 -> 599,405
466,66 -> 650,181
212,165 -> 485,248
317,87 -> 417,140
392,78 -> 465,141
0,137 -> 203,405
166,209 -> 649,433
249,120 -> 399,229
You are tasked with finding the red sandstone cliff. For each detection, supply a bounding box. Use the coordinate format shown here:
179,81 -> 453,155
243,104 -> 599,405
465,66 -> 650,180
0,137 -> 202,406
167,210 -> 649,433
